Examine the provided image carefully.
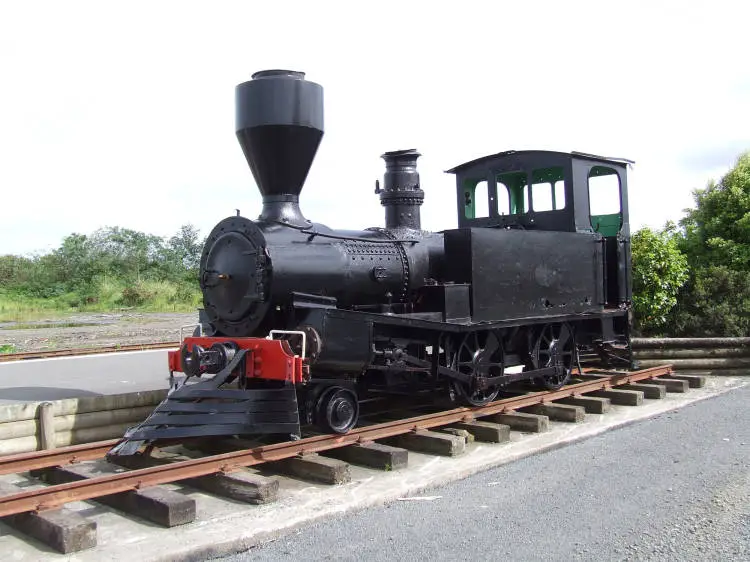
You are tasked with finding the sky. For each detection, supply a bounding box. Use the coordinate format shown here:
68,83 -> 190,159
0,1 -> 748,256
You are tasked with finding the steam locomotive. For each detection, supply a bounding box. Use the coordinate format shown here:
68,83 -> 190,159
110,70 -> 634,456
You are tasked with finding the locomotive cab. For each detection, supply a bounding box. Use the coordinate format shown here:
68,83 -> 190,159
446,150 -> 633,308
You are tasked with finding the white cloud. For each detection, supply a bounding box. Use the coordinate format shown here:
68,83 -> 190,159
0,0 -> 748,255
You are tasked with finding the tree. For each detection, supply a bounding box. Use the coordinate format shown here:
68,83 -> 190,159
631,224 -> 689,334
167,224 -> 203,272
0,255 -> 33,287
666,151 -> 750,337
679,151 -> 750,270
53,233 -> 100,290
89,227 -> 166,282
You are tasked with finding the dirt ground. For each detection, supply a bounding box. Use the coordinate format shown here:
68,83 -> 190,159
0,312 -> 198,353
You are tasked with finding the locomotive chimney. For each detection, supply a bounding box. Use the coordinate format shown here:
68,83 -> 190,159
378,149 -> 424,230
235,70 -> 324,225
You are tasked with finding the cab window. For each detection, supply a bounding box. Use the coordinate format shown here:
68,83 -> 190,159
462,178 -> 490,219
588,166 -> 622,235
531,166 -> 565,211
496,171 -> 528,215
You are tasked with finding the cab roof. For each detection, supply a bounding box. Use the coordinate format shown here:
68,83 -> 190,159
445,150 -> 635,174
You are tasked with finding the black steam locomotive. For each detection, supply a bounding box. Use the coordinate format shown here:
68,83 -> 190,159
111,70 -> 634,455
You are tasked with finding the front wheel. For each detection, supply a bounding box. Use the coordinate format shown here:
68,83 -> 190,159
314,386 -> 359,434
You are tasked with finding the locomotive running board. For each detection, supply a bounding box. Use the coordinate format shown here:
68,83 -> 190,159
108,350 -> 302,457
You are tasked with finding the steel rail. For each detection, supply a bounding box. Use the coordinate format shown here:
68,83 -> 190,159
0,342 -> 179,363
0,364 -> 672,517
0,368 -> 627,478
0,441 -> 120,476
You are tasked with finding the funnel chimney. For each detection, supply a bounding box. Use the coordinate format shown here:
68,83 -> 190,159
378,149 -> 424,230
235,70 -> 324,225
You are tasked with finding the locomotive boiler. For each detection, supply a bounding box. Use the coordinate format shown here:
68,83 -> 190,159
110,70 -> 635,456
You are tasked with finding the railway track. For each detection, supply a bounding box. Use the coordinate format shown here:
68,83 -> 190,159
0,364 -> 709,555
0,342 -> 179,363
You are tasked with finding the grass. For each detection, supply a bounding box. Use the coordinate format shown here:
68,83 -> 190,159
0,280 -> 202,323
0,292 -> 70,322
0,344 -> 16,354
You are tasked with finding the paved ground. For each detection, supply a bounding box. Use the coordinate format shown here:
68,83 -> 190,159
0,349 -> 176,403
217,383 -> 750,562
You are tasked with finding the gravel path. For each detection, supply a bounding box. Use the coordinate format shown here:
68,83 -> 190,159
215,384 -> 750,562
0,312 -> 195,352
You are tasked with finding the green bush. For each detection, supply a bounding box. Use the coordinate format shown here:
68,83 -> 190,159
631,224 -> 689,335
121,285 -> 153,307
667,266 -> 750,337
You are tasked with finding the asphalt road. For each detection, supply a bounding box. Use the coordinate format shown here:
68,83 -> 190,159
0,350 -> 174,403
216,384 -> 750,562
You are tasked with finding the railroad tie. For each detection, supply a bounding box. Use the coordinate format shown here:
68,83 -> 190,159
643,378 -> 689,393
618,383 -> 667,399
555,395 -> 611,414
109,449 -> 279,505
587,389 -> 644,406
520,403 -> 586,423
0,480 -> 96,554
33,463 -> 196,527
666,374 -> 707,388
323,442 -> 409,471
436,427 -> 475,444
381,430 -> 466,457
485,412 -> 549,433
448,421 -> 511,443
268,454 -> 352,485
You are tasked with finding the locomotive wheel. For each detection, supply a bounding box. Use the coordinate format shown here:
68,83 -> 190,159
450,331 -> 504,406
531,322 -> 576,390
314,386 -> 359,434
